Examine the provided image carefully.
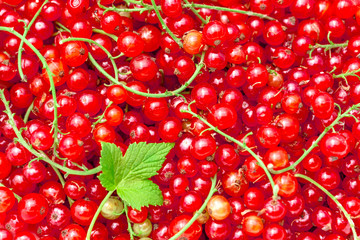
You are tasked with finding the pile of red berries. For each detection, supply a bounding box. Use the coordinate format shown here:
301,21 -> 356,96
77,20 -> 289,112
1,0 -> 360,239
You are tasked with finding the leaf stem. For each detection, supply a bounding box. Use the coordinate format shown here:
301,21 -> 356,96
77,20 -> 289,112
86,190 -> 114,240
169,174 -> 217,240
17,0 -> 49,81
181,107 -> 277,197
295,173 -> 358,240
270,103 -> 360,174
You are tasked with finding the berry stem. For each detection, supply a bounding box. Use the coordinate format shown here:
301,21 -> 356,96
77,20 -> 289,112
0,27 -> 61,155
86,190 -> 115,240
23,100 -> 34,123
295,173 -> 358,240
115,0 -> 275,21
270,103 -> 360,175
98,0 -> 157,13
188,3 -> 275,21
169,174 -> 217,240
150,0 -> 183,48
88,49 -> 206,98
0,183 -> 22,202
0,89 -> 102,176
17,0 -> 49,81
92,28 -> 118,41
55,21 -> 71,32
181,107 -> 277,197
92,101 -> 113,129
50,165 -> 75,206
124,202 -> 136,240
183,0 -> 208,25
61,37 -> 120,83
333,67 -> 360,81
308,41 -> 349,59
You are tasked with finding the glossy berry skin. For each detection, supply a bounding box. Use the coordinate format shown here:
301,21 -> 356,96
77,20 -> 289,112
127,206 -> 148,223
0,187 -> 15,213
71,199 -> 98,226
18,193 -> 49,224
117,32 -> 144,57
242,213 -> 264,237
320,133 -> 350,160
205,218 -> 232,240
61,41 -> 88,67
161,0 -> 182,18
60,224 -> 86,240
206,195 -> 231,221
263,223 -> 287,240
274,172 -> 298,197
203,21 -> 227,46
208,103 -> 237,130
191,83 -> 217,110
59,135 -> 84,161
311,92 -> 334,119
169,215 -> 202,240
0,152 -> 12,179
130,54 -> 158,82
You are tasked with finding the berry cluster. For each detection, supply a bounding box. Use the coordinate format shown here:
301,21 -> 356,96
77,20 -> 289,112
0,0 -> 360,240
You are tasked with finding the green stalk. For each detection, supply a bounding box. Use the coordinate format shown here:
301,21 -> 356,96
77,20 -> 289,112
182,108 -> 277,197
51,165 -> 75,206
86,190 -> 114,240
0,27 -> 61,154
92,28 -> 118,41
124,203 -> 136,240
150,0 -> 183,47
169,174 -> 217,240
92,101 -> 113,129
295,174 -> 358,240
270,103 -> 360,175
189,3 -> 275,21
0,89 -> 102,176
333,68 -> 360,81
110,0 -> 275,21
88,50 -> 206,98
17,0 -> 49,81
0,183 -> 22,202
183,0 -> 208,24
23,101 -> 34,123
55,21 -> 71,32
61,37 -> 119,83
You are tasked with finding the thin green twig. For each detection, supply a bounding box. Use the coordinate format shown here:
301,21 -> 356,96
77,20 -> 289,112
169,174 -> 217,240
17,0 -> 49,81
295,174 -> 359,240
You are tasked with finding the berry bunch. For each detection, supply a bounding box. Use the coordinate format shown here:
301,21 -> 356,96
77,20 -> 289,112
0,0 -> 360,240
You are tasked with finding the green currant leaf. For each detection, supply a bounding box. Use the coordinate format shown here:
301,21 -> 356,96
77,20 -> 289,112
117,179 -> 163,210
98,142 -> 174,210
98,142 -> 124,191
